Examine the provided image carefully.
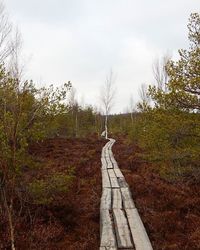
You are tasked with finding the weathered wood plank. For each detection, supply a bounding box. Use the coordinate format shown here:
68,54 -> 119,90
100,209 -> 116,247
114,168 -> 123,178
118,177 -> 128,188
121,188 -> 135,209
126,208 -> 153,250
101,157 -> 107,165
101,165 -> 107,170
112,189 -> 122,209
110,155 -> 117,163
100,188 -> 112,210
107,163 -> 113,169
110,156 -> 118,168
112,162 -> 119,169
110,177 -> 120,188
108,169 -> 116,178
100,138 -> 152,250
113,209 -> 133,248
99,247 -> 117,250
101,157 -> 107,169
102,169 -> 111,188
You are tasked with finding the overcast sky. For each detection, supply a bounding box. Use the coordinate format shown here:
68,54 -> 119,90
6,0 -> 199,113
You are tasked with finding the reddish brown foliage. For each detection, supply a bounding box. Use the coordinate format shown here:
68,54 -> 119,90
0,136 -> 104,250
1,137 -> 200,249
112,138 -> 200,250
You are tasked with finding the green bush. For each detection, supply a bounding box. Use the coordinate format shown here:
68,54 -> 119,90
28,170 -> 75,205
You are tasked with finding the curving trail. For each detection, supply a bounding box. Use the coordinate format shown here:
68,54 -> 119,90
100,138 -> 153,250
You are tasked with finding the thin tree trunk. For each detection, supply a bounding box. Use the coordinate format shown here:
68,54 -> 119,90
75,113 -> 78,137
1,189 -> 16,250
130,112 -> 133,126
105,115 -> 108,139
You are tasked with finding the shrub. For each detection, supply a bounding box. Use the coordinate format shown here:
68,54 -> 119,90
28,170 -> 75,205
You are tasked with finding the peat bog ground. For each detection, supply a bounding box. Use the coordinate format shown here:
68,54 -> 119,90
1,136 -> 104,250
1,136 -> 200,249
28,136 -> 105,250
113,137 -> 200,250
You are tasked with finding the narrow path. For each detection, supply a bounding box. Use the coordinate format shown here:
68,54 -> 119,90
100,138 -> 153,250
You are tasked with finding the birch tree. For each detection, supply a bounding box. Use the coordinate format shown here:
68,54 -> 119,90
100,70 -> 116,139
152,53 -> 171,92
129,95 -> 137,125
137,83 -> 150,111
68,86 -> 79,137
0,2 -> 16,64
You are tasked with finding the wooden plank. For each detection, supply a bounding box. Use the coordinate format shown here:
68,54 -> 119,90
126,208 -> 153,250
105,155 -> 109,160
102,170 -> 111,188
114,168 -> 123,178
113,209 -> 133,248
101,157 -> 106,164
112,162 -> 119,169
100,209 -> 116,248
100,188 -> 112,210
101,138 -> 151,250
99,247 -> 117,250
107,163 -> 113,169
109,138 -> 115,144
121,188 -> 135,209
112,189 -> 122,209
101,158 -> 107,169
118,177 -> 128,188
113,164 -> 119,169
108,169 -> 116,178
108,141 -> 114,149
110,157 -> 118,168
101,165 -> 107,170
110,177 -> 120,188
110,155 -> 117,163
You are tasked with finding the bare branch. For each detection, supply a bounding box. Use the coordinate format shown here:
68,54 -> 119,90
152,53 -> 171,92
0,2 -> 13,63
100,69 -> 116,138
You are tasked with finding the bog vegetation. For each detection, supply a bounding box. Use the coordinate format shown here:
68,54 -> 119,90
0,1 -> 199,249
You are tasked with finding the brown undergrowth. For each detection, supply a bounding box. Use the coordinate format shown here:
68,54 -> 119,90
112,137 -> 200,250
1,136 -> 200,249
0,136 -> 105,250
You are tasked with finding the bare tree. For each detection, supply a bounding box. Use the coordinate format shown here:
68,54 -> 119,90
129,95 -> 137,125
0,2 -> 14,63
68,85 -> 77,109
68,86 -> 79,137
100,70 -> 116,139
8,28 -> 24,81
152,53 -> 171,92
137,83 -> 150,111
0,4 -> 22,250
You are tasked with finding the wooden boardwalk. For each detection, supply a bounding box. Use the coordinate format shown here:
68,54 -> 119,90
100,138 -> 153,250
